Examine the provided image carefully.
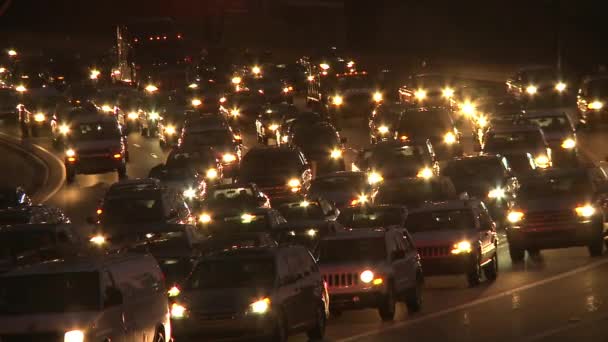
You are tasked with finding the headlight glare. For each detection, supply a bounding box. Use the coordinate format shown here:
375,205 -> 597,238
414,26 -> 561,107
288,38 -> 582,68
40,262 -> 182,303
451,241 -> 472,254
360,270 -> 374,283
575,205 -> 596,218
488,187 -> 506,199
444,132 -> 456,144
561,138 -> 576,149
64,330 -> 84,342
249,298 -> 270,314
222,153 -> 237,163
507,211 -> 524,223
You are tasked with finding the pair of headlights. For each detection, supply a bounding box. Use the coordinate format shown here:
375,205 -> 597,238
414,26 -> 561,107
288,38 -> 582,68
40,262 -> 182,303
507,205 -> 596,223
171,297 -> 271,319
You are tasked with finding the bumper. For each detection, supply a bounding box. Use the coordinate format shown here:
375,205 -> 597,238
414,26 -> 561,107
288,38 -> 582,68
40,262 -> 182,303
172,313 -> 275,341
66,157 -> 124,174
420,254 -> 475,276
329,290 -> 385,310
506,220 -> 600,249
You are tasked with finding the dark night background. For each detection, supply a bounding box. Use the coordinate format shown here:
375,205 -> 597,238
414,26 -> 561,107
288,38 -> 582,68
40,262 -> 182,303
1,0 -> 607,69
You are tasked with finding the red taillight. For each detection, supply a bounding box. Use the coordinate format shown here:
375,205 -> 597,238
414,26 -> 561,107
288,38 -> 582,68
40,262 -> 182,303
113,153 -> 122,159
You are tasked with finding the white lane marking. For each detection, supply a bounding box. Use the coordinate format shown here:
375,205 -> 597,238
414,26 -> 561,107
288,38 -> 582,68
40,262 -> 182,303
150,153 -> 159,159
337,258 -> 608,342
133,143 -> 141,148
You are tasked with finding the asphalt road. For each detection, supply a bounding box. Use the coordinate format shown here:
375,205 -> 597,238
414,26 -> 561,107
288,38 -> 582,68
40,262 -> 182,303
1,95 -> 608,341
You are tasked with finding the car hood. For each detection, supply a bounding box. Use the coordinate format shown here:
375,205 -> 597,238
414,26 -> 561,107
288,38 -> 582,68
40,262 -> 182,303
515,195 -> 591,211
179,288 -> 269,314
411,230 -> 477,246
0,311 -> 99,334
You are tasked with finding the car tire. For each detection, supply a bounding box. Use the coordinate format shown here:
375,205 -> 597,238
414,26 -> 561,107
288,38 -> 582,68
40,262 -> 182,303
509,245 -> 525,263
306,304 -> 326,341
66,168 -> 76,184
405,273 -> 423,314
271,312 -> 288,342
467,255 -> 482,287
483,253 -> 498,281
588,225 -> 604,257
117,165 -> 127,180
378,284 -> 396,321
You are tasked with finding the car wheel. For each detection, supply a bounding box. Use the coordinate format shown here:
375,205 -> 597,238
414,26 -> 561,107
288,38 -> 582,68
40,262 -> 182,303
405,273 -> 423,314
378,284 -> 396,321
467,256 -> 482,287
66,168 -> 76,184
509,245 -> 525,263
483,253 -> 498,281
271,312 -> 288,342
117,165 -> 127,180
589,225 -> 604,257
306,304 -> 326,341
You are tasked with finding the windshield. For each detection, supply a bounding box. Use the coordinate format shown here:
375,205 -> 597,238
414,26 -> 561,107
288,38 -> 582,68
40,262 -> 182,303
338,207 -> 404,228
293,128 -> 338,149
187,258 -> 275,289
71,121 -> 121,141
310,175 -> 366,193
208,214 -> 271,233
519,176 -> 594,199
319,237 -> 386,263
0,272 -> 100,314
443,159 -> 506,182
527,116 -> 569,132
485,131 -> 543,151
241,151 -> 301,177
278,203 -> 325,221
103,197 -> 164,224
364,146 -> 423,166
376,181 -> 452,206
182,131 -> 232,146
406,210 -> 475,233
398,113 -> 451,135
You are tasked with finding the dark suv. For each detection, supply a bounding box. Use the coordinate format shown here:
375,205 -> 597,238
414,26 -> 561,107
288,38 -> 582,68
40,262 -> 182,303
170,246 -> 328,341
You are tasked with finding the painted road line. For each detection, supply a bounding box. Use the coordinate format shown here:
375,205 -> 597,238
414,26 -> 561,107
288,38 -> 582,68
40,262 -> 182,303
133,143 -> 141,148
150,153 -> 159,159
338,258 -> 608,342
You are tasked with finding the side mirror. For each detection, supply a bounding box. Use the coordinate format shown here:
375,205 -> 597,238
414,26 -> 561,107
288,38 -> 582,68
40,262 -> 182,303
104,287 -> 123,307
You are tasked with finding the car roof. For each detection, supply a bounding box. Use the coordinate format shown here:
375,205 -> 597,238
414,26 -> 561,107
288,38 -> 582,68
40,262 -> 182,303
409,200 -> 478,213
246,145 -> 299,154
313,171 -> 366,180
489,124 -> 542,134
322,229 -> 389,241
201,246 -> 280,260
107,178 -> 162,196
209,182 -> 256,190
523,110 -> 569,118
72,113 -> 116,124
447,154 -> 503,163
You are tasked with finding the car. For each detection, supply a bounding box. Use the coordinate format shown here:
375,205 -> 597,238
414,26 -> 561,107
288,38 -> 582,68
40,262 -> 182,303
523,110 -> 579,166
505,168 -> 608,261
276,197 -> 340,223
255,103 -> 298,144
166,145 -> 224,182
148,162 -> 207,204
337,204 -> 408,230
395,107 -> 463,159
197,183 -> 271,220
325,71 -> 379,117
111,223 -> 207,288
247,77 -> 295,104
50,105 -> 98,149
63,114 -> 128,183
398,73 -> 459,109
481,124 -> 551,174
170,246 -> 328,341
353,141 -> 440,183
441,154 -> 517,224
0,223 -> 87,273
275,220 -> 343,257
318,228 -> 423,320
157,108 -> 187,149
197,207 -> 287,236
288,122 -> 347,174
0,253 -> 172,342
374,176 -> 458,209
405,200 -> 498,287
507,65 -> 573,98
239,146 -> 313,201
17,88 -> 67,137
220,90 -> 266,123
369,102 -> 404,144
0,88 -> 19,121
276,111 -> 330,146
0,204 -> 70,225
578,74 -> 608,127
199,231 -> 278,256
179,126 -> 242,178
308,171 -> 374,208
90,178 -> 192,227
0,186 -> 31,209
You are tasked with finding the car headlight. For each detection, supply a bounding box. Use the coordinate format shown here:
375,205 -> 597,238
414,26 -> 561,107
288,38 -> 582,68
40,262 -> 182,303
288,178 -> 301,188
373,91 -> 383,103
417,167 -> 434,179
127,111 -> 139,120
588,101 -> 604,110
191,98 -> 202,107
330,148 -> 342,159
414,89 -> 427,100
252,65 -> 262,75
350,194 -> 369,206
34,113 -> 46,122
165,125 -> 176,135
222,153 -> 237,163
199,213 -> 212,224
168,286 -> 181,297
534,155 -> 550,168
488,187 -> 506,199
101,105 -> 113,113
575,205 -> 596,218
332,95 -> 343,106
66,148 -> 76,157
145,84 -> 158,93
64,330 -> 84,342
444,132 -> 456,144
183,188 -> 196,199
367,172 -> 383,185
526,85 -> 538,95
149,112 -> 160,120
249,298 -> 271,314
171,303 -> 187,319
451,241 -> 472,254
230,108 -> 240,117
268,123 -> 279,131
306,229 -> 317,237
561,138 -> 576,149
507,210 -> 524,223
206,168 -> 218,179
360,270 -> 374,283
241,213 -> 255,223
442,87 -> 455,98
89,235 -> 106,245
59,124 -> 70,134
378,125 -> 389,134
555,82 -> 567,92
460,102 -> 476,117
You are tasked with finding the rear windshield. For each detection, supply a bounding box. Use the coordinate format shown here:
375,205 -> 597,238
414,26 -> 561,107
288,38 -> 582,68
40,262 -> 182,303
0,272 -> 100,314
310,175 -> 366,193
405,210 -> 475,233
485,131 -> 543,151
319,237 -> 386,263
103,197 -> 164,224
187,258 -> 275,289
338,207 -> 404,228
182,130 -> 232,146
398,113 -> 451,134
71,121 -> 121,141
526,116 -> 569,132
278,203 -> 326,221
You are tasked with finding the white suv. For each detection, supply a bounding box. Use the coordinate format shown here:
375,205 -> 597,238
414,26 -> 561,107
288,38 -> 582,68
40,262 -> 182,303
318,228 -> 423,321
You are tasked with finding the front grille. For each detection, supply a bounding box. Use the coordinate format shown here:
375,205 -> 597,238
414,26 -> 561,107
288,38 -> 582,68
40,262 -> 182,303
192,311 -> 237,321
323,272 -> 359,288
417,245 -> 452,258
0,332 -> 63,342
524,209 -> 577,230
